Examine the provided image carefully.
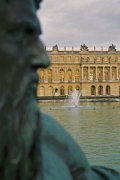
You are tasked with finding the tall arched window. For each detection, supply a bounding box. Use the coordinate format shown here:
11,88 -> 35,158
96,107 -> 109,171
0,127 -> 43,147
48,69 -> 52,82
90,67 -> 96,80
48,86 -> 53,96
104,67 -> 110,80
106,85 -> 110,95
67,69 -> 72,82
37,86 -> 45,96
75,69 -> 80,82
112,67 -> 116,80
60,69 -> 65,82
68,86 -> 73,95
83,67 -> 88,80
91,85 -> 96,95
39,70 -> 44,82
98,85 -> 103,95
98,67 -> 103,80
60,86 -> 65,96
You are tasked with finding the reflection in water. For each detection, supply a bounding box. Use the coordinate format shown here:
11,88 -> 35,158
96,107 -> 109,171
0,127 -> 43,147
40,102 -> 120,172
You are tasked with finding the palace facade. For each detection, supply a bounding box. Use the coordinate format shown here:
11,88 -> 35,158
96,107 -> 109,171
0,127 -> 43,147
37,44 -> 120,98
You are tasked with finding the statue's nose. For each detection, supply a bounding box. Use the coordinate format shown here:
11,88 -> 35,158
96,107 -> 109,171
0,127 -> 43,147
17,18 -> 51,69
31,39 -> 51,69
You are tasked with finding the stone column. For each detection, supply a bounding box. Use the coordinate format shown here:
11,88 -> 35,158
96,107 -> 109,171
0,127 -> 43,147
65,86 -> 68,96
72,68 -> 75,82
88,66 -> 90,80
44,70 -> 48,82
110,66 -> 112,81
96,66 -> 97,80
57,68 -> 60,82
116,67 -> 119,80
64,68 -> 67,82
82,66 -> 84,80
52,68 -> 54,82
103,67 -> 105,81
96,86 -> 98,96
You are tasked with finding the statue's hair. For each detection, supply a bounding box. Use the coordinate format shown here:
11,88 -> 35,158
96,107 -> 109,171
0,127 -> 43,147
4,0 -> 42,9
34,0 -> 42,9
0,95 -> 41,180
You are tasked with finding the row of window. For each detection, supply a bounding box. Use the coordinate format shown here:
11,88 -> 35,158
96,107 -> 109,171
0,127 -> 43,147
39,67 -> 120,82
38,85 -> 111,96
91,85 -> 110,95
39,69 -> 80,82
59,86 -> 80,96
38,86 -> 80,96
83,67 -> 118,81
50,56 -> 120,63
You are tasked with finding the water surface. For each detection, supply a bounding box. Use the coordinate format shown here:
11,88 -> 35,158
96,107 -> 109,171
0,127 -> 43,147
40,102 -> 120,172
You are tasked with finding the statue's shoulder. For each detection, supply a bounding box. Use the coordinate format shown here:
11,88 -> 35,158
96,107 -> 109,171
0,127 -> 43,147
40,112 -> 82,152
41,113 -> 89,169
41,112 -> 77,150
41,112 -> 69,139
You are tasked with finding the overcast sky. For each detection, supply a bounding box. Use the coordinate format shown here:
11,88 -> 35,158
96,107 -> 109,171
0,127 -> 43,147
37,0 -> 120,50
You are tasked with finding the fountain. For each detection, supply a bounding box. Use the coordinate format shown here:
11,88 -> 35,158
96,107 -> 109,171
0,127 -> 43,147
69,89 -> 80,107
46,89 -> 97,110
48,89 -> 85,110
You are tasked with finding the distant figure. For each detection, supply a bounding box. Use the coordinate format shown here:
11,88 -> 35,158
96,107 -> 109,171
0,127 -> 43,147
0,0 -> 119,180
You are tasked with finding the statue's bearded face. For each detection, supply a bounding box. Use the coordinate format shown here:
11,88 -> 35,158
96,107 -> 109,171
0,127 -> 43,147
0,0 -> 50,105
0,1 -> 49,179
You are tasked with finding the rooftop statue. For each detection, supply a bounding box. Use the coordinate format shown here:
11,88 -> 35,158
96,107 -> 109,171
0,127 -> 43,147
108,44 -> 116,52
80,44 -> 89,51
52,44 -> 59,51
0,0 -> 119,180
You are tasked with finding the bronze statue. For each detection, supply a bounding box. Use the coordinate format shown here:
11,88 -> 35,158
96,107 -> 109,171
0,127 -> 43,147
0,0 -> 119,179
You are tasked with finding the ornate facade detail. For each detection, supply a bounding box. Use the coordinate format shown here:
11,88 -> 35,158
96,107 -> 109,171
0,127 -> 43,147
37,46 -> 120,98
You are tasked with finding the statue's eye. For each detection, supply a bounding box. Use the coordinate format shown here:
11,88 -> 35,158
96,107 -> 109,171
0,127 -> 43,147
24,25 -> 36,37
7,23 -> 37,45
7,20 -> 41,46
8,24 -> 35,36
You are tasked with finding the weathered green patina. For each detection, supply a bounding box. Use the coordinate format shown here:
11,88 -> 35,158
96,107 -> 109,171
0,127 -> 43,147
0,0 -> 119,179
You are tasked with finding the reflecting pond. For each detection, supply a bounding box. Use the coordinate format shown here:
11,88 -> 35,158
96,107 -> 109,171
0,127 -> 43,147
39,101 -> 120,172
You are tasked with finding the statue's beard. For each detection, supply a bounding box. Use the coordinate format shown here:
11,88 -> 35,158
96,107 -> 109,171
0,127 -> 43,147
0,68 -> 39,107
0,84 -> 41,180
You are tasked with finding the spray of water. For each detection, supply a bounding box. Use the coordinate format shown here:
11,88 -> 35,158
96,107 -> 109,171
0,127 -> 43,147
69,89 -> 81,107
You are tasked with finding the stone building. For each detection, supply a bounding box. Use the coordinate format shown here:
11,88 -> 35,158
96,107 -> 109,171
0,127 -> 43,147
37,44 -> 120,98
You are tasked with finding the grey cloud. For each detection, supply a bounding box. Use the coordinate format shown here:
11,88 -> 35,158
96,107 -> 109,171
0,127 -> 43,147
38,0 -> 120,49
